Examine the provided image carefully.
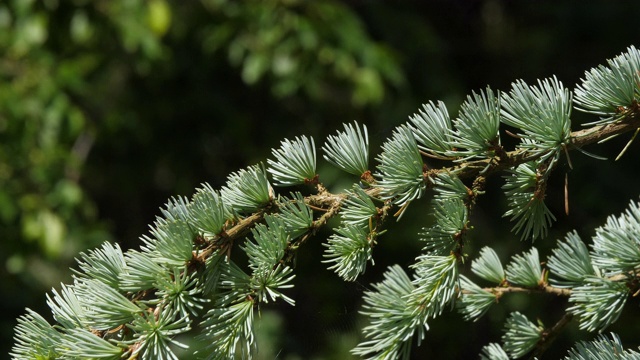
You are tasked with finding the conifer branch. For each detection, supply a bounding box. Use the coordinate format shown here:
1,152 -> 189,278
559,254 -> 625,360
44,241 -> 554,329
478,284 -> 572,297
13,45 -> 640,360
293,194 -> 343,249
198,110 -> 640,265
197,211 -> 268,260
530,313 -> 574,359
446,110 -> 640,181
280,110 -> 640,236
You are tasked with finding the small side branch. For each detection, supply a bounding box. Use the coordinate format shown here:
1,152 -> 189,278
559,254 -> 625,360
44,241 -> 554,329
300,199 -> 343,245
197,211 -> 267,259
482,284 -> 572,298
530,313 -> 574,359
450,112 -> 640,181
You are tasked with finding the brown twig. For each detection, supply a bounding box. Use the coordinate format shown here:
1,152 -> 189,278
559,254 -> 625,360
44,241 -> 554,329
478,284 -> 572,298
530,313 -> 574,359
448,112 -> 640,181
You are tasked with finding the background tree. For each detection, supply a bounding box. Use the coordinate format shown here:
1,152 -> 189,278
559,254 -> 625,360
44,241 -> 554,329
3,0 -> 640,358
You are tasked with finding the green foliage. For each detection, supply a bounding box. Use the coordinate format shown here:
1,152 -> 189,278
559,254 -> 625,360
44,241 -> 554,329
456,275 -> 496,321
471,246 -> 506,284
340,185 -> 379,227
351,265 -> 416,360
432,173 -> 469,202
0,0 -> 171,280
46,284 -> 88,329
11,310 -> 61,359
420,198 -> 467,255
201,0 -> 404,105
447,86 -> 501,160
480,343 -> 509,360
152,267 -> 206,318
121,250 -> 167,292
568,277 -> 629,332
547,231 -> 596,288
127,309 -> 190,360
323,122 -> 370,176
505,247 -> 542,287
591,200 -> 640,275
353,255 -> 458,359
244,216 -> 289,272
501,312 -> 543,358
146,218 -> 196,266
574,46 -> 640,123
323,224 -> 374,281
564,333 -> 640,360
74,278 -> 142,330
500,76 -> 572,161
73,242 -> 127,290
221,164 -> 273,214
199,299 -> 255,360
267,136 -> 317,186
375,125 -> 426,206
189,184 -> 227,238
409,254 -> 459,322
408,101 -> 453,157
58,328 -> 123,359
275,192 -> 314,239
502,161 -> 556,240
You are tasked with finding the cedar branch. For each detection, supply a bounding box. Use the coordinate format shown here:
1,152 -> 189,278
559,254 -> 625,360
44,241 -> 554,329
448,112 -> 640,181
205,111 -> 640,258
530,313 -> 574,359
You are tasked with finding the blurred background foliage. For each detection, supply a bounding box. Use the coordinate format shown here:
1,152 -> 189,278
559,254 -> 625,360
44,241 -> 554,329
2,0 -> 640,358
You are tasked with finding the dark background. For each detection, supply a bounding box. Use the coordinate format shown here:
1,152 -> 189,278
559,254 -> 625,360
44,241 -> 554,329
2,0 -> 640,358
